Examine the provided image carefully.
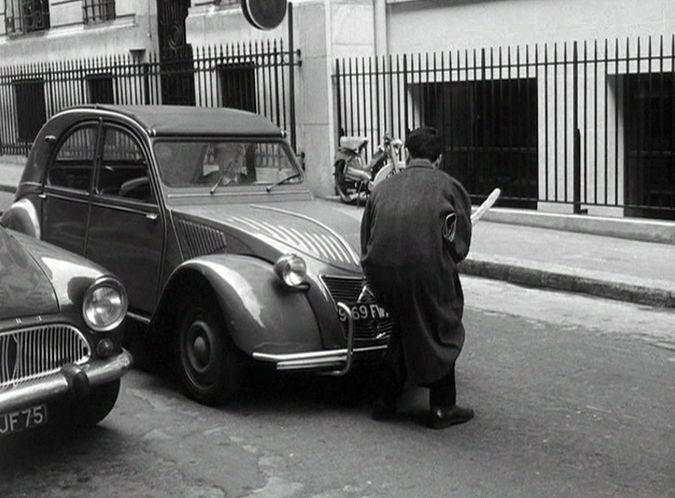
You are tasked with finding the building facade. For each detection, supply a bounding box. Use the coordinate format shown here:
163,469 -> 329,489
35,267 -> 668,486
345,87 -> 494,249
1,0 -> 674,219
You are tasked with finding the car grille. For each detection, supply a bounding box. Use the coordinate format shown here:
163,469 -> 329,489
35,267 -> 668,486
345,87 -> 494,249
320,275 -> 392,343
0,324 -> 90,389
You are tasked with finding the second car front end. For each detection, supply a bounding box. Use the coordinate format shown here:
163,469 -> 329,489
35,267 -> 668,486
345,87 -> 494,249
0,230 -> 132,436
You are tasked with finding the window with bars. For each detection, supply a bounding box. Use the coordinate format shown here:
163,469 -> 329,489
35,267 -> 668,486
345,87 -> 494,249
218,62 -> 257,113
86,73 -> 115,104
4,0 -> 50,35
82,0 -> 115,24
13,78 -> 46,142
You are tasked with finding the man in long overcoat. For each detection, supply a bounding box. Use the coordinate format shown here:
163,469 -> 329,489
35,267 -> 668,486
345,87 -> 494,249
360,126 -> 474,428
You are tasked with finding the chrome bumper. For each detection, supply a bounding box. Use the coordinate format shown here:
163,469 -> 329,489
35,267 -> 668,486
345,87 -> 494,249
0,349 -> 133,414
252,303 -> 386,376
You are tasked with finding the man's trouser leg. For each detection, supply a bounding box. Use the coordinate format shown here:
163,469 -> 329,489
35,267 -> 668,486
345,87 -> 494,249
428,364 -> 456,408
377,320 -> 406,403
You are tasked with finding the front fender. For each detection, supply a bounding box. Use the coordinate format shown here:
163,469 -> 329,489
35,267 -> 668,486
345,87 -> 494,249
1,198 -> 41,239
159,254 -> 323,357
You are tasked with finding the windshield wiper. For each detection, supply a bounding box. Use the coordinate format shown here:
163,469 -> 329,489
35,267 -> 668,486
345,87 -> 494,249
266,172 -> 301,193
209,171 -> 229,195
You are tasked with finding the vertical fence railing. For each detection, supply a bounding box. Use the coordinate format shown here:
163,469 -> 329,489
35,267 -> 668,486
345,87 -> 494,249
0,38 -> 301,157
335,35 -> 675,220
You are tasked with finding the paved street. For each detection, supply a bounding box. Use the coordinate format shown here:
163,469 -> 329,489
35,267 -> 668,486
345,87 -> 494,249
1,278 -> 673,498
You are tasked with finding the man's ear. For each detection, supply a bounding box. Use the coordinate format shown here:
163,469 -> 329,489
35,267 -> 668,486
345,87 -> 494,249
405,147 -> 410,163
434,153 -> 443,168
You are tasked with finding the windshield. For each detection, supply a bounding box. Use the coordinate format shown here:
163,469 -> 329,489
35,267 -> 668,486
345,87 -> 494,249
153,139 -> 302,189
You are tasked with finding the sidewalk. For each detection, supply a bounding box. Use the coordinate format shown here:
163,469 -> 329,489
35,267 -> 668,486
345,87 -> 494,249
465,220 -> 675,308
0,155 -> 23,193
1,154 -> 674,308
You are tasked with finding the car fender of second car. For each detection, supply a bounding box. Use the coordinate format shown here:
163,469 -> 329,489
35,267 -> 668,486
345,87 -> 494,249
153,252 -> 325,356
4,229 -> 126,346
0,227 -> 58,320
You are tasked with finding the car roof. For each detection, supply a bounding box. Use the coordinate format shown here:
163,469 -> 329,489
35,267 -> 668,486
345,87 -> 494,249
64,104 -> 285,138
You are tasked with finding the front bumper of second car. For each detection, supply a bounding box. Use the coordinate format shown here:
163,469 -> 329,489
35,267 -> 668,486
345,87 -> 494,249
252,303 -> 387,375
0,350 -> 133,414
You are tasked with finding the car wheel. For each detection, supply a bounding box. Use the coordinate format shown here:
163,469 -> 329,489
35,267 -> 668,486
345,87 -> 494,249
177,296 -> 245,406
67,379 -> 121,428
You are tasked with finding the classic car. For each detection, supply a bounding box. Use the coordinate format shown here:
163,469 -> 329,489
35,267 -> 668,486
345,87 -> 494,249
1,104 -> 391,406
0,223 -> 131,437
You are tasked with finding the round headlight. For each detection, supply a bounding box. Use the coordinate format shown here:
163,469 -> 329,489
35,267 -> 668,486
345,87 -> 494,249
274,254 -> 307,288
82,277 -> 128,332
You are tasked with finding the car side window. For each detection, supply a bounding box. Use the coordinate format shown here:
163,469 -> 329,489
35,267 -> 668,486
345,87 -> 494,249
48,125 -> 97,192
97,127 -> 155,204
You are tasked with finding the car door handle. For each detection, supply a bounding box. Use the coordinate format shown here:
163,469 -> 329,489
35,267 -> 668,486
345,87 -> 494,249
145,213 -> 158,221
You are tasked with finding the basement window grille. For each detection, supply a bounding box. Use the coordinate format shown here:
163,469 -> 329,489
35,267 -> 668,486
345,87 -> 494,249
4,0 -> 50,35
82,0 -> 116,24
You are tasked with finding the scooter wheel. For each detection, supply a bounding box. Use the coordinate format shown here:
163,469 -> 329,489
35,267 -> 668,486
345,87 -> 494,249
334,159 -> 359,204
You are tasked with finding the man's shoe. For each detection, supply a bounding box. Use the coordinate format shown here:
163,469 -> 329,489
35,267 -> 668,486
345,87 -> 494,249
427,405 -> 474,429
371,398 -> 397,421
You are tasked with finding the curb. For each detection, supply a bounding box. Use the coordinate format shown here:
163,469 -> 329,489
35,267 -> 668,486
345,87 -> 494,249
459,257 -> 675,309
484,208 -> 675,245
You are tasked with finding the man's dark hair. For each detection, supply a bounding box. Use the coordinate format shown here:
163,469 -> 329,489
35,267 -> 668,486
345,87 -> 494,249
405,126 -> 442,162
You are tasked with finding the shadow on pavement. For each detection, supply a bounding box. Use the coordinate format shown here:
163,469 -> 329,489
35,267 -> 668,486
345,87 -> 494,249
0,424 -> 126,478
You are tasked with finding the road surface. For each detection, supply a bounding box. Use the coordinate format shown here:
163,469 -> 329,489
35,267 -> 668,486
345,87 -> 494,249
1,277 -> 673,497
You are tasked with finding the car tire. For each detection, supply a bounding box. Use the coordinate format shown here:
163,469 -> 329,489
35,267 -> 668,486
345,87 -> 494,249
68,379 -> 121,428
176,295 -> 245,406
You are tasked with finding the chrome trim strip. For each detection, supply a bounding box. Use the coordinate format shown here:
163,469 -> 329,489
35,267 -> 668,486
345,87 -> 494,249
302,229 -> 338,261
90,200 -> 158,216
41,189 -> 90,204
0,350 -> 132,414
250,204 -> 360,265
166,189 -> 309,199
127,312 -> 151,324
251,344 -> 386,371
318,232 -> 350,263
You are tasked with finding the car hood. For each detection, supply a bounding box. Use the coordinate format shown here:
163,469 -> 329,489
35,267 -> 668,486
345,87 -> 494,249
173,199 -> 365,270
0,229 -> 59,320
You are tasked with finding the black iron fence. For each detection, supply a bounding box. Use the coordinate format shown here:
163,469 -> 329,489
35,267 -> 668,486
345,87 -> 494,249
335,35 -> 675,220
0,38 -> 300,156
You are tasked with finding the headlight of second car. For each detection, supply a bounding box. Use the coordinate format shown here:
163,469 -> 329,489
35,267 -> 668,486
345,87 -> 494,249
274,253 -> 308,288
82,277 -> 128,332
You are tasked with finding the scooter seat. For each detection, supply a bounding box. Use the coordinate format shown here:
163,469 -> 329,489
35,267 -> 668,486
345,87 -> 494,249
339,136 -> 368,152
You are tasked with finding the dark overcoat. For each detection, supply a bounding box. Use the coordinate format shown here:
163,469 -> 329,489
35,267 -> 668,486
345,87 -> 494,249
360,158 -> 472,385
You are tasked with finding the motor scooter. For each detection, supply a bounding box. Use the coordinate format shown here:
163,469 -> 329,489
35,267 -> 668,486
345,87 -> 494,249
333,133 -> 403,204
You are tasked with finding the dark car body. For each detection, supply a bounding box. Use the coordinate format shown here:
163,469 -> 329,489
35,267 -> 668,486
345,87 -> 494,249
0,224 -> 131,437
2,105 -> 390,405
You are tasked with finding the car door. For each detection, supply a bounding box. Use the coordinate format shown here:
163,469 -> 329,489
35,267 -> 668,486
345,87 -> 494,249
42,122 -> 99,255
84,123 -> 164,315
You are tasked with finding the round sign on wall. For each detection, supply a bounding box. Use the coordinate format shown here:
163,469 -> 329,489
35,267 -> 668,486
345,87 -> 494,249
241,0 -> 288,31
